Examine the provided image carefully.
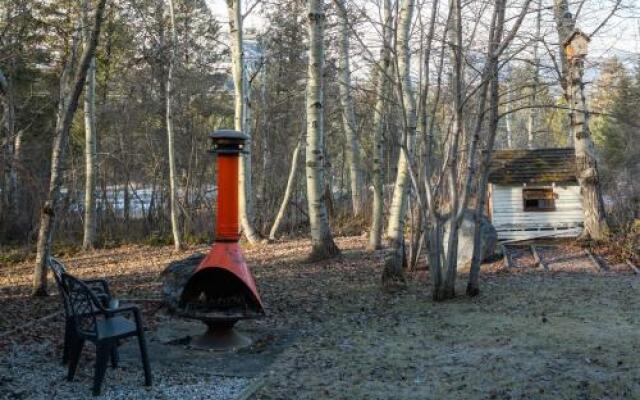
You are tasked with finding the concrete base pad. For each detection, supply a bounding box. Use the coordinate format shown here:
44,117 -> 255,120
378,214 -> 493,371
118,313 -> 294,378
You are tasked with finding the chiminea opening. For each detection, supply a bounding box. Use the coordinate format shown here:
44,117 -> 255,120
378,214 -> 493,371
180,268 -> 262,317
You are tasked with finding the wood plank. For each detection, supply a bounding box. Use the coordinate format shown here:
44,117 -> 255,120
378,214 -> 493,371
626,260 -> 639,275
236,378 -> 266,400
530,245 -> 548,271
493,214 -> 584,223
497,228 -> 582,241
584,249 -> 607,272
502,245 -> 512,269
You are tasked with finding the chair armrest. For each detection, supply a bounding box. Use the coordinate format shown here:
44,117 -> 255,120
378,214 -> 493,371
108,305 -> 144,328
97,295 -> 120,310
107,299 -> 120,310
83,279 -> 112,297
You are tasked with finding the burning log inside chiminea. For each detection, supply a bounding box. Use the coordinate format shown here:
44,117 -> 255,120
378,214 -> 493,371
162,130 -> 265,349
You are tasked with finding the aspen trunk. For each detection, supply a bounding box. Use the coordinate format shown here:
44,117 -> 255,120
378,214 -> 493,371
257,71 -> 269,225
336,0 -> 364,216
9,127 -> 22,222
242,63 -> 255,223
505,82 -> 513,148
227,0 -> 260,244
437,0 -> 464,301
0,69 -> 17,221
269,136 -> 303,241
410,0 -> 439,269
166,0 -> 182,250
305,0 -> 339,261
554,0 -> 608,240
467,0 -> 507,296
33,0 -> 108,296
382,0 -> 415,288
367,0 -> 392,251
82,0 -> 98,250
526,0 -> 541,149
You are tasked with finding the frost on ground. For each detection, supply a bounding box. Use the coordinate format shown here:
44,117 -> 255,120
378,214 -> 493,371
1,236 -> 639,399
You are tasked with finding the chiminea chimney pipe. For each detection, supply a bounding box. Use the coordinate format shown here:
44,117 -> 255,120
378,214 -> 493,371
209,129 -> 249,242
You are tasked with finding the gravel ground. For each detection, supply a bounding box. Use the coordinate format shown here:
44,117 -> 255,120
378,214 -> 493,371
0,340 -> 250,400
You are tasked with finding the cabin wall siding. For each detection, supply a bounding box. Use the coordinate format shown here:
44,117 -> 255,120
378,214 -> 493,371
490,184 -> 583,240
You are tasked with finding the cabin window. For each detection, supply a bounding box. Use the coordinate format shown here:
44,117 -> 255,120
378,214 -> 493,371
522,188 -> 556,211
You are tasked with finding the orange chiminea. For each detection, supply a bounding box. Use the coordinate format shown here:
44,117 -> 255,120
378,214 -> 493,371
178,129 -> 264,349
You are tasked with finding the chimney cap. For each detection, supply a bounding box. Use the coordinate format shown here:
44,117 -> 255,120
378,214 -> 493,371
209,129 -> 249,154
209,129 -> 249,142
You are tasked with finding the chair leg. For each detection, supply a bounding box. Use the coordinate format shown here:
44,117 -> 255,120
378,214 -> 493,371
110,343 -> 119,369
92,342 -> 111,396
67,338 -> 85,382
62,319 -> 72,365
137,332 -> 152,387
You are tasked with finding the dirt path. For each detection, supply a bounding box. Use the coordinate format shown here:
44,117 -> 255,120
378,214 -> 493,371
1,237 -> 639,399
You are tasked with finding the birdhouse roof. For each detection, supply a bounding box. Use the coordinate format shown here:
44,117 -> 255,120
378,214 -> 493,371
489,148 -> 578,184
563,29 -> 590,47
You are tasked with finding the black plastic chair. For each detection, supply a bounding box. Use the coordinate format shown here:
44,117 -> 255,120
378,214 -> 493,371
62,273 -> 152,396
47,257 -> 118,365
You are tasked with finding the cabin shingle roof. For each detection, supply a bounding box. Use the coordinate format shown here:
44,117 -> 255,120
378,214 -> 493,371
488,148 -> 577,184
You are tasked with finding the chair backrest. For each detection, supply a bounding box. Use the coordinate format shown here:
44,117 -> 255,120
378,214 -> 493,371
62,273 -> 102,338
48,257 -> 67,288
47,257 -> 71,316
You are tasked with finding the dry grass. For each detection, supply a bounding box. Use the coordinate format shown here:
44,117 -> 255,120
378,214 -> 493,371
1,236 -> 639,399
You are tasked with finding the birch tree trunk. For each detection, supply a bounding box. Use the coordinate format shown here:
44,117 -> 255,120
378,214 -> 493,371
82,0 -> 98,250
526,0 -> 541,149
305,0 -> 340,260
166,0 -> 182,250
505,81 -> 513,148
242,63 -> 255,223
554,0 -> 608,240
467,0 -> 507,296
227,0 -> 260,244
367,0 -> 392,251
382,0 -> 415,288
257,69 -> 269,217
409,0 -> 439,269
336,0 -> 364,216
438,0 -> 464,300
33,0 -> 108,296
269,135 -> 303,241
0,69 -> 16,221
445,0 -> 528,298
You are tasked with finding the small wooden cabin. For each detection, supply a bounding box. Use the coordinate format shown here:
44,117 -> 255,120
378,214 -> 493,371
487,148 -> 584,240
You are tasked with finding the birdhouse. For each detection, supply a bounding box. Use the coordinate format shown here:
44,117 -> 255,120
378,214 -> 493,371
563,29 -> 589,60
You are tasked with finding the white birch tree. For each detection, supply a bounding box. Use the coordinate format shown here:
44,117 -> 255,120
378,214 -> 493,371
0,68 -> 17,221
382,0 -> 416,288
467,0 -> 507,296
526,0 -> 541,149
166,0 -> 182,251
227,0 -> 261,244
82,0 -> 98,250
336,0 -> 364,216
368,0 -> 392,251
269,134 -> 303,241
305,0 -> 340,260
